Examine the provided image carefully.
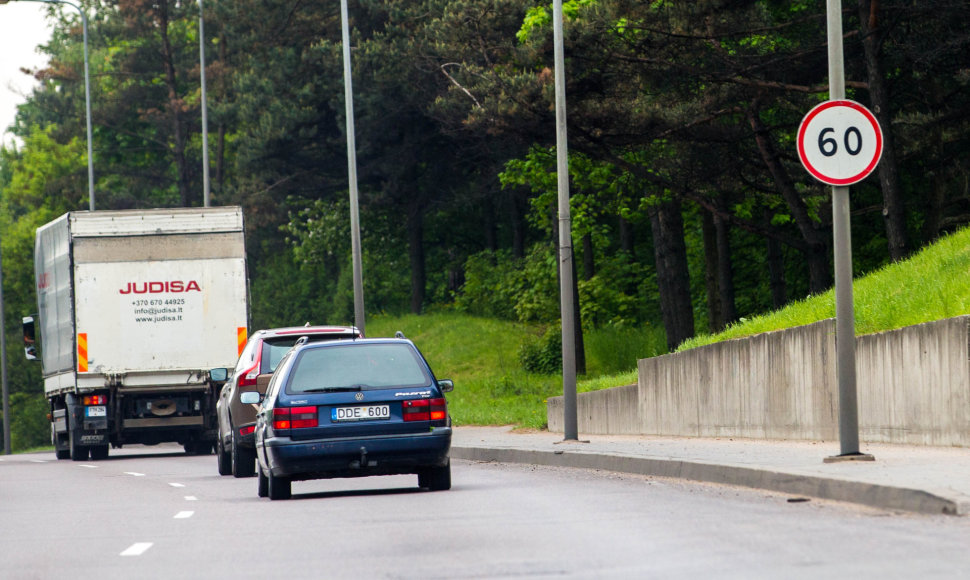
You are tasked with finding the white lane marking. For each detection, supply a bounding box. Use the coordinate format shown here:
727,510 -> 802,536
184,496 -> 198,501
120,543 -> 153,556
174,511 -> 194,519
124,472 -> 145,477
78,464 -> 98,469
168,482 -> 185,488
30,459 -> 47,463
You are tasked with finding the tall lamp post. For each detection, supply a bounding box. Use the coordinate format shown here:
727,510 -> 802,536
340,0 -> 365,336
197,0 -> 210,207
0,0 -> 95,211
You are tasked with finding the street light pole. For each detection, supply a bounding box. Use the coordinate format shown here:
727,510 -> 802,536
0,0 -> 95,210
198,0 -> 210,207
340,0 -> 365,336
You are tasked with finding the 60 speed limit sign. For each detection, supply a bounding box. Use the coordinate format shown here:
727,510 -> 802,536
797,100 -> 883,186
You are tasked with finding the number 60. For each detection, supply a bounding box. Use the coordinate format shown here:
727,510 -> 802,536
819,126 -> 863,157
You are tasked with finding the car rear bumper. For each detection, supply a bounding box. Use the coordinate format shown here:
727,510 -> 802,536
263,427 -> 452,480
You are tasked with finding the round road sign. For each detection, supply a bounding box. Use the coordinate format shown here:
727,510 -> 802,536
797,100 -> 883,186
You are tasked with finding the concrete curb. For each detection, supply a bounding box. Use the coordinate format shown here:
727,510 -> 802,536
452,445 -> 964,516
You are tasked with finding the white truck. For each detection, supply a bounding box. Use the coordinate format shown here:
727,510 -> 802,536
24,207 -> 249,460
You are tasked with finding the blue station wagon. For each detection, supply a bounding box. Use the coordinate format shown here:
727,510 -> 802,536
243,337 -> 453,500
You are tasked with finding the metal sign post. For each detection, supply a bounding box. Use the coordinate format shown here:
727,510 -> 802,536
797,1 -> 881,462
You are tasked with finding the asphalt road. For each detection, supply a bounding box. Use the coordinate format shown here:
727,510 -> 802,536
2,444 -> 970,579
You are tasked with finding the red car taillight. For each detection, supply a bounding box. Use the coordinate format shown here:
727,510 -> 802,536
239,425 -> 256,437
272,406 -> 318,432
238,363 -> 260,388
402,398 -> 447,422
82,395 -> 106,405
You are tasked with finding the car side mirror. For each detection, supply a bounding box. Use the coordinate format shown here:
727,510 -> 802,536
240,391 -> 262,405
209,368 -> 228,382
438,379 -> 454,393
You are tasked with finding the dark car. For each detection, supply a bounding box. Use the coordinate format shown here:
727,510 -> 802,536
216,325 -> 361,477
242,337 -> 453,500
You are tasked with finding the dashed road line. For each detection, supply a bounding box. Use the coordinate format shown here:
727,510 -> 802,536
78,464 -> 98,469
30,459 -> 47,463
124,472 -> 146,477
174,511 -> 194,519
185,496 -> 198,501
168,482 -> 185,488
120,542 -> 153,557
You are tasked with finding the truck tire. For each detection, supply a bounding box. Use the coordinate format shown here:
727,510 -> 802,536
231,433 -> 256,478
55,446 -> 71,460
69,431 -> 89,462
217,438 -> 232,475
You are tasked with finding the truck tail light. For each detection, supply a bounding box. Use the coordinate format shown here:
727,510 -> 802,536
272,406 -> 318,431
82,395 -> 106,405
239,425 -> 255,437
403,398 -> 447,422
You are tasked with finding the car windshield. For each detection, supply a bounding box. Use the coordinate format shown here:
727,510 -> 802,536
285,343 -> 431,394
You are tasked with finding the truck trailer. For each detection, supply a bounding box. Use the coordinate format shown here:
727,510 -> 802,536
24,207 -> 249,460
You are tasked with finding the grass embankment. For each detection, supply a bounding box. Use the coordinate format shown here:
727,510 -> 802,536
679,226 -> 970,351
368,313 -> 663,429
375,227 -> 970,429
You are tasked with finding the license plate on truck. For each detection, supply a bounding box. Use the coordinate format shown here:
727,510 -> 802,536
331,405 -> 390,422
86,406 -> 106,417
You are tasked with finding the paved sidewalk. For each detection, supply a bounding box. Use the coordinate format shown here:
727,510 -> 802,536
451,425 -> 970,516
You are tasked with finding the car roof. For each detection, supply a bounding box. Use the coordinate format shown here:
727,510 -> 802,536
293,337 -> 413,351
253,325 -> 361,339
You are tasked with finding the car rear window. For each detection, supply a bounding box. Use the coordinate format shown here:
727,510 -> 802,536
261,333 -> 356,374
285,343 -> 431,394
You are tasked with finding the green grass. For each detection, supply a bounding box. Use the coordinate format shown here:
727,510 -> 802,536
367,313 -> 661,428
680,226 -> 970,351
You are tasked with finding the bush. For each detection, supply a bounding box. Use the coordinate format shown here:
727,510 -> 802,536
519,326 -> 562,374
9,392 -> 49,451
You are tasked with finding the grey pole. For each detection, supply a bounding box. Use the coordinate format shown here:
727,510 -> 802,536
552,0 -> 577,441
198,0 -> 210,207
825,0 -> 866,459
340,0 -> 365,336
0,0 -> 95,209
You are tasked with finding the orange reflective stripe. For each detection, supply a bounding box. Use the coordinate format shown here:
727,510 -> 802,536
77,333 -> 88,372
237,327 -> 248,356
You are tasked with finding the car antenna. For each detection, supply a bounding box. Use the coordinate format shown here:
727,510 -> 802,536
395,331 -> 405,339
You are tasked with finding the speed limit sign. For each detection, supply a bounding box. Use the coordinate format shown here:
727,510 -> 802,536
797,100 -> 883,186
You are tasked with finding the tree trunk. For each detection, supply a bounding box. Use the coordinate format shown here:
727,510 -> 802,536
407,200 -> 425,314
648,197 -> 694,351
714,210 -> 737,324
619,216 -> 634,256
157,3 -> 190,207
702,210 -> 724,333
582,233 -> 595,281
765,211 -> 788,309
859,0 -> 908,261
747,105 -> 831,293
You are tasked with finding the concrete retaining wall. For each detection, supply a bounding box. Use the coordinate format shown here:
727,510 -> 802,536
547,316 -> 970,446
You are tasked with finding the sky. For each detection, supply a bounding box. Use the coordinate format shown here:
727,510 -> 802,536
0,3 -> 52,148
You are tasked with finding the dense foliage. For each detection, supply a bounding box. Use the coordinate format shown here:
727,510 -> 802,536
2,0 -> 970,448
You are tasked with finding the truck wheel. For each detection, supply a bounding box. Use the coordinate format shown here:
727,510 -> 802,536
89,445 -> 109,460
267,470 -> 291,500
217,438 -> 232,476
69,431 -> 89,462
55,445 -> 71,460
231,433 -> 256,478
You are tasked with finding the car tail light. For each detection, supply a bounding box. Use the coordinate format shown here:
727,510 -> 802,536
82,395 -> 106,405
403,398 -> 447,422
238,363 -> 260,388
272,406 -> 318,432
239,425 -> 255,436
